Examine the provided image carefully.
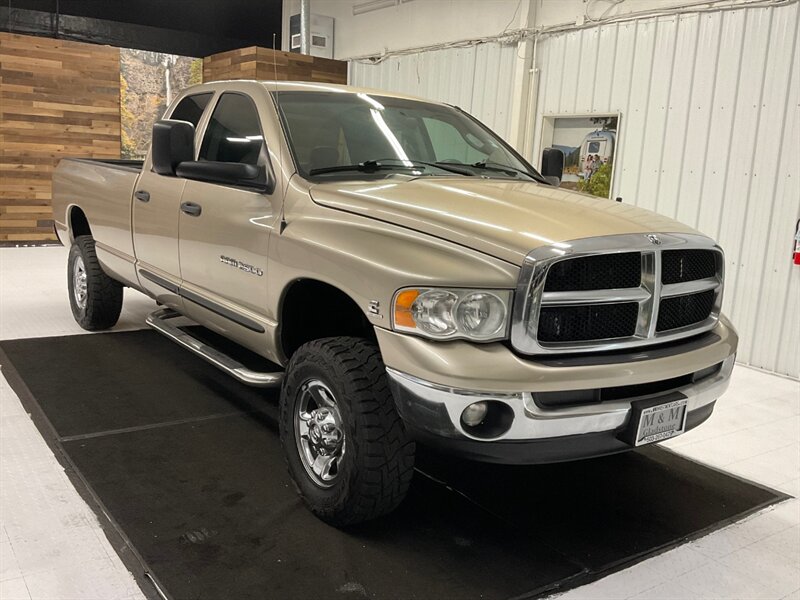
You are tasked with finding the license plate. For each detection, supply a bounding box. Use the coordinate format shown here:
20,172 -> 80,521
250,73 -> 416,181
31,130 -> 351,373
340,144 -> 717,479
634,398 -> 688,446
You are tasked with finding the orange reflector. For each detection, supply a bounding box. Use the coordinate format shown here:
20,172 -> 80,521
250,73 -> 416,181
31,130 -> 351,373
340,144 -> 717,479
394,289 -> 420,328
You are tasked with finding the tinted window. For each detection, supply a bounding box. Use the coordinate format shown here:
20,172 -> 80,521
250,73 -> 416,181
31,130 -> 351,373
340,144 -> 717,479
170,93 -> 213,128
199,93 -> 265,165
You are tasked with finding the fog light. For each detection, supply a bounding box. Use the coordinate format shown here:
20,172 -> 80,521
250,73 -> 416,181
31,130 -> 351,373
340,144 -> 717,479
461,402 -> 488,427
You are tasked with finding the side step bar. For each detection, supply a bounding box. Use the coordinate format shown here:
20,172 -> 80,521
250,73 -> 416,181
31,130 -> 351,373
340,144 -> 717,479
145,308 -> 284,388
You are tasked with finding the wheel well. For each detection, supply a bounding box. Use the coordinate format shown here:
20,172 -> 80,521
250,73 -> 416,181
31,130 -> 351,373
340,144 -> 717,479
69,206 -> 91,240
280,280 -> 375,359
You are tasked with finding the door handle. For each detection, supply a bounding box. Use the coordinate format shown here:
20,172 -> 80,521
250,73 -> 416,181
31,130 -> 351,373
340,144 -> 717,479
134,190 -> 150,202
180,201 -> 202,217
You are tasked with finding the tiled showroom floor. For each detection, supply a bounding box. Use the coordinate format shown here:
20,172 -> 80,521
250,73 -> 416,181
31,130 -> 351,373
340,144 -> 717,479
1,246 -> 798,600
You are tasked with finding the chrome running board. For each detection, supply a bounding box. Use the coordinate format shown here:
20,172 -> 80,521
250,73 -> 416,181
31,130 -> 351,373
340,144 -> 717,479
145,308 -> 284,388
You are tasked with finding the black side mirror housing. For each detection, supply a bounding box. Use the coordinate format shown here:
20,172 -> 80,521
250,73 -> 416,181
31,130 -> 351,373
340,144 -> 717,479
152,120 -> 195,176
175,160 -> 273,193
541,147 -> 564,186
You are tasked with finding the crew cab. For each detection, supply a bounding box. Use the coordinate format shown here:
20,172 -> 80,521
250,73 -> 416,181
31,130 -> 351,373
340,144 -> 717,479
52,81 -> 737,525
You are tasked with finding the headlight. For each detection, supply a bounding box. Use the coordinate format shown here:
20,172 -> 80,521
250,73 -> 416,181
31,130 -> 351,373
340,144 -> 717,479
392,287 -> 512,341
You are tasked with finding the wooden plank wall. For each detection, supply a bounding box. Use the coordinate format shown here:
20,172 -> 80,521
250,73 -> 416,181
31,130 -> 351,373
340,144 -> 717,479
0,33 -> 121,244
0,36 -> 343,245
203,46 -> 347,84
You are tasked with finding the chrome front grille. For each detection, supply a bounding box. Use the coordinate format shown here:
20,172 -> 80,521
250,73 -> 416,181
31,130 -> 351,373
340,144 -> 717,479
510,233 -> 724,355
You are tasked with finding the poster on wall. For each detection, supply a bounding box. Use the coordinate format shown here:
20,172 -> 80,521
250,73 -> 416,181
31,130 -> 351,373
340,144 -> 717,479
543,115 -> 619,199
120,49 -> 203,159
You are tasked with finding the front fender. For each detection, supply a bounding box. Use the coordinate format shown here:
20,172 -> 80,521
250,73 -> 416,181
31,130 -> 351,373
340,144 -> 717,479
266,204 -> 519,329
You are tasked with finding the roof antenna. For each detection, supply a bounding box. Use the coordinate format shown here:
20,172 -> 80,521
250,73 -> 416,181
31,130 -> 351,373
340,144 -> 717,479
272,33 -> 279,84
273,32 -> 287,234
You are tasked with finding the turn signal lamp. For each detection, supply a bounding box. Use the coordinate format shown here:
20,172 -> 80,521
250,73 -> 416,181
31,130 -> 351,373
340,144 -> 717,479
393,289 -> 420,328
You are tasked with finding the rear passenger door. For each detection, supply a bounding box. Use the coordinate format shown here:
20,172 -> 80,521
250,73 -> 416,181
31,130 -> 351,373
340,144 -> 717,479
177,92 -> 280,352
133,92 -> 213,300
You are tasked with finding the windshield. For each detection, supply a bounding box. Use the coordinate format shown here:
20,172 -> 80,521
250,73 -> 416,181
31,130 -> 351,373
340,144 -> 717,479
273,91 -> 541,181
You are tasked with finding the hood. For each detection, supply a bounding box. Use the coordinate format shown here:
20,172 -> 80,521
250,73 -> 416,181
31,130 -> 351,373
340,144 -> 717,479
309,177 -> 700,265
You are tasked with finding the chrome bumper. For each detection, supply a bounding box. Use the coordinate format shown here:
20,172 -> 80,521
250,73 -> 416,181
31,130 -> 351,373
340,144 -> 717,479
386,354 -> 734,444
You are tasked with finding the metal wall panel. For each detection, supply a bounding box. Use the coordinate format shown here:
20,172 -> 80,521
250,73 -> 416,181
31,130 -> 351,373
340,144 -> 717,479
532,4 -> 800,377
349,42 -> 518,139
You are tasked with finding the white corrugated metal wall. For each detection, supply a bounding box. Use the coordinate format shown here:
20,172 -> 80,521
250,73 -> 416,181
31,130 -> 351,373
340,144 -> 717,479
349,42 -> 519,140
350,2 -> 799,378
532,3 -> 799,378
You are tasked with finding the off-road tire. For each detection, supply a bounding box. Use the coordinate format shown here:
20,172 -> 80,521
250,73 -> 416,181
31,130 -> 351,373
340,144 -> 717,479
280,337 -> 416,526
68,235 -> 123,330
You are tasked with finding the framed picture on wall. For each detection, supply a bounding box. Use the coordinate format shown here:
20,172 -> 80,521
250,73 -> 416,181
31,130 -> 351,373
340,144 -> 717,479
120,49 -> 203,160
538,113 -> 620,199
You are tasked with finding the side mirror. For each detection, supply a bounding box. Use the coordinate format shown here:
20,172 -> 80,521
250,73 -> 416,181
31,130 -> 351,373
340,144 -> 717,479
541,147 -> 564,186
152,120 -> 195,176
175,160 -> 273,193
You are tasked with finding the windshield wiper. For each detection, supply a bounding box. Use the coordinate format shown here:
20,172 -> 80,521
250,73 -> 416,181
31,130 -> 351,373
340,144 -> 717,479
309,158 -> 475,177
308,160 -> 414,176
369,157 -> 479,176
427,161 -> 476,176
470,160 -> 547,183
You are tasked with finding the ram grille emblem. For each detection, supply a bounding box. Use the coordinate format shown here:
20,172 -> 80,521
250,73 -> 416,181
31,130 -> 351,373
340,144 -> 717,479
646,234 -> 662,246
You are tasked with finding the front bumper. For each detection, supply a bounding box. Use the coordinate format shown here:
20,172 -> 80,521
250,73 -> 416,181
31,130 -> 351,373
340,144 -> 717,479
380,318 -> 737,464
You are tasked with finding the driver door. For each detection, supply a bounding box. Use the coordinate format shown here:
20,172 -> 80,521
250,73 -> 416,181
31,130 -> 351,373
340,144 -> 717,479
177,92 -> 280,354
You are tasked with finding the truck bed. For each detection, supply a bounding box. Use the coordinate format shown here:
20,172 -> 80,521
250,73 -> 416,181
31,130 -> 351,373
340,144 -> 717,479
67,158 -> 145,172
51,157 -> 143,270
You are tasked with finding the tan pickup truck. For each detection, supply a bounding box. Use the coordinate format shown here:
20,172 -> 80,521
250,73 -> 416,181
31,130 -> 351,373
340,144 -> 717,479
52,80 -> 737,525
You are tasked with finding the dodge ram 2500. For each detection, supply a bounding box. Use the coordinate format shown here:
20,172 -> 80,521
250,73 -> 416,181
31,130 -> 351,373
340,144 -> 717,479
52,80 -> 737,526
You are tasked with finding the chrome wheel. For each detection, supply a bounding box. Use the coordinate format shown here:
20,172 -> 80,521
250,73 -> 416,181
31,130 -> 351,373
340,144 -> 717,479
72,255 -> 88,310
294,379 -> 345,488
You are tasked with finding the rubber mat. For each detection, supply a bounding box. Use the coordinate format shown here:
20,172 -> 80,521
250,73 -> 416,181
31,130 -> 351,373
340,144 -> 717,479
0,331 -> 786,600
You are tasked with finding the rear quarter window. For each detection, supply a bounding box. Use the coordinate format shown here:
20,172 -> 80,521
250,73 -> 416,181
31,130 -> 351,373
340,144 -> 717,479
169,93 -> 213,127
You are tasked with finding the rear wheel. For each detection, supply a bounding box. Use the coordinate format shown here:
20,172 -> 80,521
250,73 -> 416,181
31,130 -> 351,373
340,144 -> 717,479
67,235 -> 123,330
280,337 -> 415,526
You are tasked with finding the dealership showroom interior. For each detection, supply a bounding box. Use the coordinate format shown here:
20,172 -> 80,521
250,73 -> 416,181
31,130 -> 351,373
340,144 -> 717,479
0,0 -> 799,598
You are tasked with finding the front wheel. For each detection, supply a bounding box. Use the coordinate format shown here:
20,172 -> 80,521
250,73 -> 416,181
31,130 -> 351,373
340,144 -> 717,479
67,235 -> 123,330
279,337 -> 416,526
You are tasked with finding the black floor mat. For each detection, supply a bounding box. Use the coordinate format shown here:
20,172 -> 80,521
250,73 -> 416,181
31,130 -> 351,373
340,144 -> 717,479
0,331 -> 786,600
